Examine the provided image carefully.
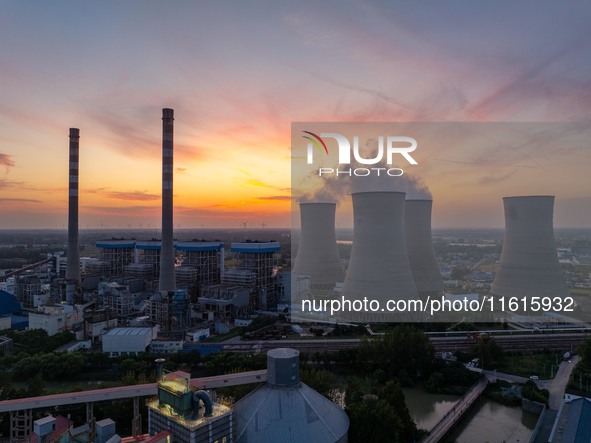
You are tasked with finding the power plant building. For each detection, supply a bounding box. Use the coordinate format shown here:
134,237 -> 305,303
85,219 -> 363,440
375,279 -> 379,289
96,240 -> 135,277
148,370 -> 232,443
175,241 -> 224,299
228,242 -> 280,310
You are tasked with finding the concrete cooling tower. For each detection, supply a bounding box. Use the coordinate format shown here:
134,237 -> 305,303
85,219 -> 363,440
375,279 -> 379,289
341,192 -> 418,322
293,203 -> 345,292
491,195 -> 569,300
404,200 -> 444,297
159,108 -> 176,292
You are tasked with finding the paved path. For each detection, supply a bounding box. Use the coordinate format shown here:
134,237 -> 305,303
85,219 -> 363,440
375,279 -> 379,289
546,355 -> 580,410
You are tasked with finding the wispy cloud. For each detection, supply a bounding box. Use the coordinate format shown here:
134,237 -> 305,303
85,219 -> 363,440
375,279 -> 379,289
105,191 -> 159,201
257,195 -> 292,201
0,153 -> 15,172
0,197 -> 41,203
0,178 -> 25,189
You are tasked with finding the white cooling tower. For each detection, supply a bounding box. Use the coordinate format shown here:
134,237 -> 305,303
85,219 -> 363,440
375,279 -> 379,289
404,200 -> 443,296
491,195 -> 569,299
293,203 -> 345,289
341,192 -> 418,321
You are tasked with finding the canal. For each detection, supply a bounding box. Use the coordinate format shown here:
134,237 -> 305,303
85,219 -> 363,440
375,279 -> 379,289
403,387 -> 538,442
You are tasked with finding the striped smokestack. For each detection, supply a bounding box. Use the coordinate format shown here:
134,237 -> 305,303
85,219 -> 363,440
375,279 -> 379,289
159,108 -> 176,291
66,128 -> 81,283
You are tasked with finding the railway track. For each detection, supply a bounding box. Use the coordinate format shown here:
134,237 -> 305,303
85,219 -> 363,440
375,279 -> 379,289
218,332 -> 589,354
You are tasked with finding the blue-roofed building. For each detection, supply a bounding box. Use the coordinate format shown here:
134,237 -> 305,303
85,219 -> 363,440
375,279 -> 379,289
226,242 -> 280,310
549,397 -> 591,443
0,289 -> 22,316
96,239 -> 135,277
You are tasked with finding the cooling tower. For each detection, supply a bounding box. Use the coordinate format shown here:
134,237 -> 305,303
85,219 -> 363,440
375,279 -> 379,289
404,200 -> 443,296
293,203 -> 345,290
66,128 -> 81,283
341,192 -> 418,321
491,195 -> 569,299
159,108 -> 176,291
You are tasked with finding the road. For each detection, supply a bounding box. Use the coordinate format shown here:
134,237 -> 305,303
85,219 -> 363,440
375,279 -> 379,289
546,355 -> 580,410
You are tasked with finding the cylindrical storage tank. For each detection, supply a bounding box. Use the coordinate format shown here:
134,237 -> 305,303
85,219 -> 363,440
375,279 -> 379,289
491,196 -> 569,299
267,348 -> 300,387
233,347 -> 349,443
66,128 -> 81,283
159,108 -> 176,291
342,192 -> 418,321
293,203 -> 345,290
404,200 -> 443,296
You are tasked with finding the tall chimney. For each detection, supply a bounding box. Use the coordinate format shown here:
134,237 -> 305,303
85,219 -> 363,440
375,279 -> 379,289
159,108 -> 176,291
66,128 -> 81,283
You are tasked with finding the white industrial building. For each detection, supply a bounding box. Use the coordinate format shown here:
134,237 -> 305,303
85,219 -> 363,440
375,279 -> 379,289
102,327 -> 154,357
28,304 -> 83,336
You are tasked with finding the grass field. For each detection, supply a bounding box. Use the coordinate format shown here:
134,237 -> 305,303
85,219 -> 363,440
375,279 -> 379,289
496,352 -> 562,379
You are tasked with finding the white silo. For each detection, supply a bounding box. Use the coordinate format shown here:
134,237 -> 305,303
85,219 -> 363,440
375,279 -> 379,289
404,199 -> 444,298
293,203 -> 345,292
341,192 -> 418,322
491,195 -> 569,300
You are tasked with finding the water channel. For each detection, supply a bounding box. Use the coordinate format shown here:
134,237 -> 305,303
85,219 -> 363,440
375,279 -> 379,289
403,387 -> 538,443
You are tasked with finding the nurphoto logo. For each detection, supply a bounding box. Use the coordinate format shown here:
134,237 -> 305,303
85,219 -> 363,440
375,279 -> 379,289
303,131 -> 418,176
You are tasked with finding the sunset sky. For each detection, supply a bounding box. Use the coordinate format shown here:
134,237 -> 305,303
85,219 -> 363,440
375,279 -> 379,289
1,1 -> 590,229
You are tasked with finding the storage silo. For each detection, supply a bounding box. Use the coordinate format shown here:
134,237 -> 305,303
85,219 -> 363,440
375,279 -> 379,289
491,195 -> 569,300
341,192 -> 418,322
293,203 -> 345,293
233,348 -> 349,443
404,199 -> 443,298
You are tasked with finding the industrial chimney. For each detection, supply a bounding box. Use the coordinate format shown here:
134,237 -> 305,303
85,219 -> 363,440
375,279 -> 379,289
293,203 -> 345,293
404,200 -> 443,298
66,128 -> 81,284
159,108 -> 176,291
491,195 -> 569,300
341,192 -> 418,322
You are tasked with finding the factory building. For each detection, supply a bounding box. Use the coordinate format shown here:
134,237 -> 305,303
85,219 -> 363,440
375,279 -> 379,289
228,241 -> 280,311
147,289 -> 191,332
175,241 -> 224,299
83,308 -> 118,344
197,284 -> 250,321
28,304 -> 83,337
134,240 -> 162,280
16,274 -> 42,309
99,282 -> 135,317
96,240 -> 135,277
148,369 -> 232,443
102,327 -> 154,357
